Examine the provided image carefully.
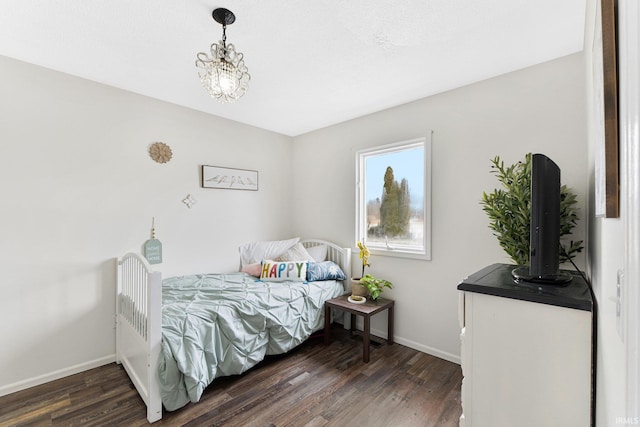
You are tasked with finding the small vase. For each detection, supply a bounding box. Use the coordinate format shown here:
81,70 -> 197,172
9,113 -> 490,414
350,278 -> 369,297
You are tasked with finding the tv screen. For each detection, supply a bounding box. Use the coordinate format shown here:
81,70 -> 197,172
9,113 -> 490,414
512,154 -> 572,285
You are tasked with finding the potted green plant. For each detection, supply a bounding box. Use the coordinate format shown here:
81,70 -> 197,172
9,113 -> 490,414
359,274 -> 393,300
351,242 -> 393,300
480,153 -> 583,266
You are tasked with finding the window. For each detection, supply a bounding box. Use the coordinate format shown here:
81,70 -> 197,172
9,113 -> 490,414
356,134 -> 432,260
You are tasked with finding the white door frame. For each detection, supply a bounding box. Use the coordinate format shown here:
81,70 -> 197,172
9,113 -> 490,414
619,0 -> 640,417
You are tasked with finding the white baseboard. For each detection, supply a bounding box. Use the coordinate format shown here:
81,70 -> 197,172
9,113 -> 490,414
391,333 -> 461,365
369,327 -> 461,365
0,354 -> 116,397
340,314 -> 461,365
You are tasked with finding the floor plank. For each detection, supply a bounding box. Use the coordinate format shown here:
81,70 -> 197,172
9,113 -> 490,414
0,326 -> 461,426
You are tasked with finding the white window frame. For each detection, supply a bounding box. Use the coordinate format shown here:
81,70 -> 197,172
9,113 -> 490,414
355,132 -> 432,260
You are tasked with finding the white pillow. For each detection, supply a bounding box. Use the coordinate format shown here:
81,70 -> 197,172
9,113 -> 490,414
305,244 -> 327,262
275,243 -> 313,262
239,237 -> 300,267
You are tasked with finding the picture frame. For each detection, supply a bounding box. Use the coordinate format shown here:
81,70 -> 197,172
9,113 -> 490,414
593,0 -> 619,218
201,165 -> 258,191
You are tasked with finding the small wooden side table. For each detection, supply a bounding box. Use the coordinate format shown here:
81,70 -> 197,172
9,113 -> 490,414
324,295 -> 394,363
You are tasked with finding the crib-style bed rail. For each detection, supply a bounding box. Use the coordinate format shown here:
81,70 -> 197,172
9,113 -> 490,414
301,239 -> 351,277
116,253 -> 162,423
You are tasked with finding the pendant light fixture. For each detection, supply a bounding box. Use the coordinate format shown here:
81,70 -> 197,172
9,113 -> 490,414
196,8 -> 250,103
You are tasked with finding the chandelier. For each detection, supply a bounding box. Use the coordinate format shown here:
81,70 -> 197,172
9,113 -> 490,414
196,8 -> 250,103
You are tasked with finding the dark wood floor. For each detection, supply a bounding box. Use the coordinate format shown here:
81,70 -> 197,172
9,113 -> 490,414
0,326 -> 462,427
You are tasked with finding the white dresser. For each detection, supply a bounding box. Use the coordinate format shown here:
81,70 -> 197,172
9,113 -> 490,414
457,264 -> 593,427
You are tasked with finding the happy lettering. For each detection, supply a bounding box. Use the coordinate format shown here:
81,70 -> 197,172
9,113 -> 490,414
261,262 -> 305,278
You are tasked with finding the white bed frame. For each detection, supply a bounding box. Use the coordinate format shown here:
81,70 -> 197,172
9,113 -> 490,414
116,239 -> 351,423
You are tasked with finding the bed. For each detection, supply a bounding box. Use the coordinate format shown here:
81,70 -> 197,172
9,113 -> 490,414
115,238 -> 351,423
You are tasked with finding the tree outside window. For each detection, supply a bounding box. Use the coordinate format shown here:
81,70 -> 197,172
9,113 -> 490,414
356,134 -> 432,260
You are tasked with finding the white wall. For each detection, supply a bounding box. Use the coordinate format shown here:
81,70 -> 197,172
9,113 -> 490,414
584,0 -> 640,424
291,53 -> 589,362
0,55 -> 293,394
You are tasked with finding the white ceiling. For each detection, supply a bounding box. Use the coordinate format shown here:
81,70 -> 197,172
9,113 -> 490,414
0,1 -> 586,137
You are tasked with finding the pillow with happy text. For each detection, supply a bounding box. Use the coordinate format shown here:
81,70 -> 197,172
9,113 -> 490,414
259,260 -> 308,282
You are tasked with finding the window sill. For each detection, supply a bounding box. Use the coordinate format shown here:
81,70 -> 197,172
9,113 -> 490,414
367,247 -> 431,261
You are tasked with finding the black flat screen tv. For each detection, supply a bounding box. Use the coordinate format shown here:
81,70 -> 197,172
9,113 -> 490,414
512,154 -> 572,285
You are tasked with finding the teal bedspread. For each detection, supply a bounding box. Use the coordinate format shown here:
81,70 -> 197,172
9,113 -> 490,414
157,272 -> 344,411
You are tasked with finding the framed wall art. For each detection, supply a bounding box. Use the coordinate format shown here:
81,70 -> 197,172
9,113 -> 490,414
201,165 -> 258,191
593,0 -> 619,218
